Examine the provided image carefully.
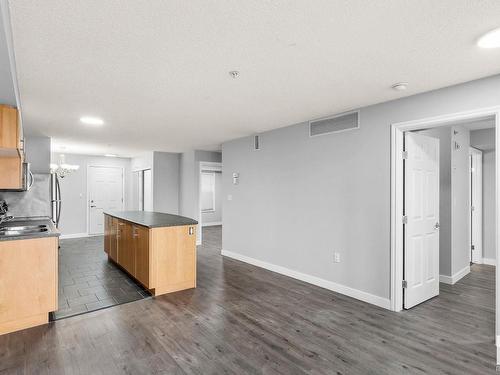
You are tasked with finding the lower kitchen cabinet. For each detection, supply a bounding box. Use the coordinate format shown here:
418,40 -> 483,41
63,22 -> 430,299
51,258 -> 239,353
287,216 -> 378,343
104,213 -> 196,296
0,237 -> 58,335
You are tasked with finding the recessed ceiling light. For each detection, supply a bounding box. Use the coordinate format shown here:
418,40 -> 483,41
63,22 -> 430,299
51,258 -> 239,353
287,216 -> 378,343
478,27 -> 500,49
104,154 -> 117,157
391,82 -> 408,91
229,71 -> 239,79
80,116 -> 104,126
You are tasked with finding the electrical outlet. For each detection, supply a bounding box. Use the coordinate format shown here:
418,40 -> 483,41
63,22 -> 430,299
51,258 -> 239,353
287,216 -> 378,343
334,252 -> 340,263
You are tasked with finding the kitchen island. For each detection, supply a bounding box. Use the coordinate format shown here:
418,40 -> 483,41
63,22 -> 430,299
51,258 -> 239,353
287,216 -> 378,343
104,211 -> 198,296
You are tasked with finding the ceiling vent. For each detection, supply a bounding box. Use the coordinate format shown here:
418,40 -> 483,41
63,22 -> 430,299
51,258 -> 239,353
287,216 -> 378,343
309,111 -> 359,137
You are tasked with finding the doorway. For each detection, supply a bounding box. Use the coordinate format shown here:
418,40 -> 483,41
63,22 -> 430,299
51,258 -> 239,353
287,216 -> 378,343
132,168 -> 152,211
88,165 -> 124,235
469,147 -> 483,264
198,162 -> 222,245
390,107 -> 500,314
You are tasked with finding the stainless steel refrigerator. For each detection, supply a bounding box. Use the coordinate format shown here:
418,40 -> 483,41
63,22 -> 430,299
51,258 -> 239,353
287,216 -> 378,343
50,173 -> 61,227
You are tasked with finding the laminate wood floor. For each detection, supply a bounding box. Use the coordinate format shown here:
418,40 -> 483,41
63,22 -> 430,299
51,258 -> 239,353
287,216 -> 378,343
0,226 -> 496,374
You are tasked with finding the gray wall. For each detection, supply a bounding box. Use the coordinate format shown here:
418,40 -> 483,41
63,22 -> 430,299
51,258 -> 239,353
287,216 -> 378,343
417,127 -> 452,276
152,151 -> 179,214
222,74 -> 500,304
25,136 -> 51,173
0,4 -> 16,106
201,172 -> 222,225
51,153 -> 132,235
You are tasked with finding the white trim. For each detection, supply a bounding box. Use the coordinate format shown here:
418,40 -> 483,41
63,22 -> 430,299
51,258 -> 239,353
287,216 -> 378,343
196,240 -> 202,246
390,106 -> 500,313
60,232 -> 90,240
483,258 -> 496,266
202,221 -> 222,227
439,265 -> 470,285
221,249 -> 391,310
87,165 -> 125,235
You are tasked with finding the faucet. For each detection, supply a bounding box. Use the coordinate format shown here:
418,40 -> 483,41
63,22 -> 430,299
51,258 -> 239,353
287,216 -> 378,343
0,200 -> 13,224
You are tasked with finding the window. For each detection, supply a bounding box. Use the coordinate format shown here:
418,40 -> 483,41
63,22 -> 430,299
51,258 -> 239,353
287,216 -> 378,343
200,172 -> 215,212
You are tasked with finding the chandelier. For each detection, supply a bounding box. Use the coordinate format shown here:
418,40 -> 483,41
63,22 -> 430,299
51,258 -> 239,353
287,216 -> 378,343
50,154 -> 79,178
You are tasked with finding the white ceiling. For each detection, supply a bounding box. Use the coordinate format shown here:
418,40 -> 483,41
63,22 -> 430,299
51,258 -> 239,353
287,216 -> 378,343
7,0 -> 500,157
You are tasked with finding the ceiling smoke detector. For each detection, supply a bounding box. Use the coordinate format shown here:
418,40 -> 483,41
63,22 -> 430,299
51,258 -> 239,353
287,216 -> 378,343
229,71 -> 240,79
391,82 -> 408,91
478,27 -> 500,49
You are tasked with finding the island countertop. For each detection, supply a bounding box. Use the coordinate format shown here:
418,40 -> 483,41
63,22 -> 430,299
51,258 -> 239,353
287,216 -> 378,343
104,211 -> 198,228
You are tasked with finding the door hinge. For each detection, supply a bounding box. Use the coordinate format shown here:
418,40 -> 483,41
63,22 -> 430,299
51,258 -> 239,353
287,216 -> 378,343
471,205 -> 475,212
402,215 -> 408,224
471,245 -> 475,250
402,280 -> 408,288
402,151 -> 408,160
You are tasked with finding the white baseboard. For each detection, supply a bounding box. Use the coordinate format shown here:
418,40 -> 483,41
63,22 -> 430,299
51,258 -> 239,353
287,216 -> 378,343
221,249 -> 391,310
439,265 -> 470,285
202,221 -> 222,227
483,258 -> 496,266
497,336 -> 500,367
59,232 -> 89,239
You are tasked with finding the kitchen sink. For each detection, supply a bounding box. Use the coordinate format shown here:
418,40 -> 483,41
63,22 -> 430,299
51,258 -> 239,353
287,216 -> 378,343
0,224 -> 50,237
0,224 -> 48,231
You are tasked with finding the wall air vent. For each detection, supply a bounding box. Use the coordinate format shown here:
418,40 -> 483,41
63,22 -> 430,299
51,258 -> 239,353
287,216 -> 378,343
254,135 -> 260,150
309,111 -> 359,137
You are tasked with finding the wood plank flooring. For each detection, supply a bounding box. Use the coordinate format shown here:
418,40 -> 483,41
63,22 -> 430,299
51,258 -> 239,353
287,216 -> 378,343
0,225 -> 496,374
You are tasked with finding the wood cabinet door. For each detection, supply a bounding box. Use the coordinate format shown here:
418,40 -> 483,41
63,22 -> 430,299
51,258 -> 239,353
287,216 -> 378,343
134,225 -> 150,287
118,221 -> 134,275
110,218 -> 118,261
0,105 -> 19,149
0,237 -> 57,334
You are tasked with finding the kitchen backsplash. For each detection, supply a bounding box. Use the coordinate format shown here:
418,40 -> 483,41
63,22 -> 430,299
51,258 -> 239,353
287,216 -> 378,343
0,173 -> 51,217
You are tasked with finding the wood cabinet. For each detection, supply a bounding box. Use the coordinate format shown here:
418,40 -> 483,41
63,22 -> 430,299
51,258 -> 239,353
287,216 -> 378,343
0,237 -> 58,335
104,213 -> 196,296
0,105 -> 20,149
133,224 -> 150,287
0,104 -> 23,189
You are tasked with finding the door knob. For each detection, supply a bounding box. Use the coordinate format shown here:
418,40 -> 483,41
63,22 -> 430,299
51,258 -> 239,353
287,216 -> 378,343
434,222 -> 440,229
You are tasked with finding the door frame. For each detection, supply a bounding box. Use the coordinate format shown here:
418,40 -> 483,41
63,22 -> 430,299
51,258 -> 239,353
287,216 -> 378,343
87,164 -> 125,235
469,147 -> 483,264
198,161 -> 222,245
390,106 -> 500,313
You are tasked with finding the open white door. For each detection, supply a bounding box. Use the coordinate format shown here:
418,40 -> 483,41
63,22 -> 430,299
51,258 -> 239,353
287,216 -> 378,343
469,147 -> 483,264
404,132 -> 440,309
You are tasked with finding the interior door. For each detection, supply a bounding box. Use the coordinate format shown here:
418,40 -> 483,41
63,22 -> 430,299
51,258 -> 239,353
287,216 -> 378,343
88,166 -> 124,234
469,148 -> 483,264
404,132 -> 440,309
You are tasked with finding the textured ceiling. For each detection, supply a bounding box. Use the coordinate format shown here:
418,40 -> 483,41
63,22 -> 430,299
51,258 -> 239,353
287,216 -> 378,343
7,0 -> 500,156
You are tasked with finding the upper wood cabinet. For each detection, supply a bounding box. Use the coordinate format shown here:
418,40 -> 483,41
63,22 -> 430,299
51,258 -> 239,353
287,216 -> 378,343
0,105 -> 20,150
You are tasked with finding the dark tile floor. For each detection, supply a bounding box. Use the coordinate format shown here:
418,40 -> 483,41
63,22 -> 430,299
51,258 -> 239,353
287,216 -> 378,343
54,235 -> 150,320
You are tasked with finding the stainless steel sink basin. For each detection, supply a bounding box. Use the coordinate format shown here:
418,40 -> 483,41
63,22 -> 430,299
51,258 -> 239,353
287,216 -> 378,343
0,224 -> 48,231
0,224 -> 50,237
0,228 -> 49,236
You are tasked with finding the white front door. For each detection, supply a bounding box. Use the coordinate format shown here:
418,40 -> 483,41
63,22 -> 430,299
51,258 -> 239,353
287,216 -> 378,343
404,132 -> 440,309
89,166 -> 124,234
469,147 -> 483,264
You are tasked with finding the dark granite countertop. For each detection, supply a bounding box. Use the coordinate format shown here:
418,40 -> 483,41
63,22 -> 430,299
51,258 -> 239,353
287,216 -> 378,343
0,216 -> 60,241
104,211 -> 198,228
